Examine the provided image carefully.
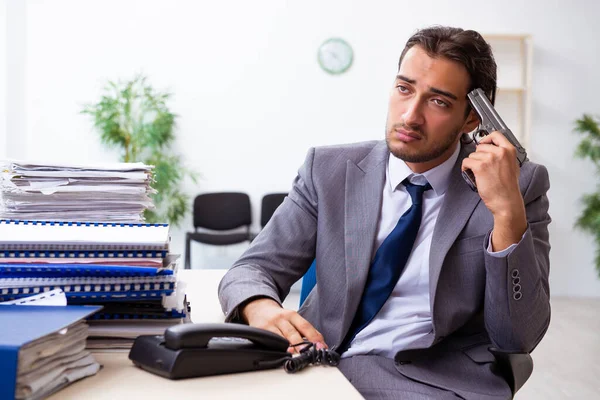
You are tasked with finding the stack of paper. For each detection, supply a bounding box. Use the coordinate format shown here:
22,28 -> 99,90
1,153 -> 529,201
0,303 -> 101,400
0,160 -> 156,222
0,219 -> 189,351
0,159 -> 189,351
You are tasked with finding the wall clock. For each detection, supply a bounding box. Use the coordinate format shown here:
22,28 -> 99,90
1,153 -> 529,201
317,38 -> 353,75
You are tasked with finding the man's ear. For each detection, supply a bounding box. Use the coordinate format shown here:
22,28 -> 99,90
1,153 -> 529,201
462,109 -> 480,133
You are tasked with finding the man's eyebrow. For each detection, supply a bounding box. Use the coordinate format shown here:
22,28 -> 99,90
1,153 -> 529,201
396,74 -> 459,101
396,74 -> 416,84
430,87 -> 458,101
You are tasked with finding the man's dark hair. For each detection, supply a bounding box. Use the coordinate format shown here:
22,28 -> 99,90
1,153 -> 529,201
398,26 -> 497,108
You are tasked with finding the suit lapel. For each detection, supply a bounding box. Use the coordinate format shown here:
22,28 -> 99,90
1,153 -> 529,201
341,141 -> 388,339
429,142 -> 481,317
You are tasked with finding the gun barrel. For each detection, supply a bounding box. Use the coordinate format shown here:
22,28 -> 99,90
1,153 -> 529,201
468,88 -> 508,132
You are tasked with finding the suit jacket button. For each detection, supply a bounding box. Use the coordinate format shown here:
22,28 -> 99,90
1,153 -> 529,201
513,292 -> 522,300
513,284 -> 522,293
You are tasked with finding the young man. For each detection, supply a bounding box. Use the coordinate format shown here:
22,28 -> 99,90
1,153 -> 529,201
219,26 -> 550,399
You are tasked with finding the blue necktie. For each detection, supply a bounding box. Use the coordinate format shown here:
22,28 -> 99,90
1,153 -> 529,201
340,179 -> 432,351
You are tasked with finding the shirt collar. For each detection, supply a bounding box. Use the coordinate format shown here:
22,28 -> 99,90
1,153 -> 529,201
387,142 -> 461,196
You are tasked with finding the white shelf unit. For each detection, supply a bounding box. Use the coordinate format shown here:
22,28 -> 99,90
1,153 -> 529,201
482,34 -> 532,149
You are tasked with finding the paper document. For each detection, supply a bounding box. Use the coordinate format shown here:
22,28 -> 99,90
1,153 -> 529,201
1,160 -> 156,222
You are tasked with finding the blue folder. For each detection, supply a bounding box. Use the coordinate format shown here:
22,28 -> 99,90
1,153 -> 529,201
0,287 -> 175,303
0,250 -> 168,259
0,263 -> 173,278
0,305 -> 101,400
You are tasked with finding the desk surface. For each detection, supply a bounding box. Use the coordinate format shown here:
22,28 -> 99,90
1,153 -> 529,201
48,269 -> 362,399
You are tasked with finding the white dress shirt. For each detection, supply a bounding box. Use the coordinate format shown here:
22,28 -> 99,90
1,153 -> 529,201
343,143 -> 517,359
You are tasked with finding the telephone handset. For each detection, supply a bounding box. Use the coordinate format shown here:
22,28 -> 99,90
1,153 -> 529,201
129,323 -> 291,379
164,323 -> 290,352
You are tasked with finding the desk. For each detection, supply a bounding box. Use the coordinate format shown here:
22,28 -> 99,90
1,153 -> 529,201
49,270 -> 362,399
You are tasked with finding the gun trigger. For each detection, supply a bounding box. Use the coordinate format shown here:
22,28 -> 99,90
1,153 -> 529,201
473,129 -> 488,145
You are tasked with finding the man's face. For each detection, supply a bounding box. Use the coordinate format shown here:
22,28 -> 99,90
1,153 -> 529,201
385,46 -> 479,173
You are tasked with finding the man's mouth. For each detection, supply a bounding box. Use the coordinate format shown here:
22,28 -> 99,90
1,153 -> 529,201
395,128 -> 421,142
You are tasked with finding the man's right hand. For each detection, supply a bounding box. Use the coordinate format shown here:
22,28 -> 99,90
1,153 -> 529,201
241,297 -> 327,353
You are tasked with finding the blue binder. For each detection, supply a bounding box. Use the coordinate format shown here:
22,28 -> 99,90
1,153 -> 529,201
0,249 -> 168,259
0,305 -> 101,400
0,277 -> 176,303
0,263 -> 174,277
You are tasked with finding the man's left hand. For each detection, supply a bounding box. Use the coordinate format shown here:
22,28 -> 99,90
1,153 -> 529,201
461,131 -> 527,251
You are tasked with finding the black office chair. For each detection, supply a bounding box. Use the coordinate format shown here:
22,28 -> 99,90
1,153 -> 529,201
184,192 -> 252,269
488,348 -> 534,397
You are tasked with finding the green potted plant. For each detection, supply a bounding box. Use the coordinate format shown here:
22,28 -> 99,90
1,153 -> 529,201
82,74 -> 196,226
573,113 -> 600,278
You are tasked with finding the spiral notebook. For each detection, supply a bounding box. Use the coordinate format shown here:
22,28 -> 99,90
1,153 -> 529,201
0,276 -> 177,303
0,249 -> 168,260
0,264 -> 174,277
0,254 -> 179,277
0,219 -> 170,251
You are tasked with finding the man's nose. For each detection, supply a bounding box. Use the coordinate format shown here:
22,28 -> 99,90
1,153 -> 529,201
402,100 -> 425,127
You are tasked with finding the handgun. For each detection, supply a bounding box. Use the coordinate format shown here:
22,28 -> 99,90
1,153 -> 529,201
462,88 -> 529,192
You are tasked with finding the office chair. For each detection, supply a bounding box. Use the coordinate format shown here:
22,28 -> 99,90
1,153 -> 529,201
488,348 -> 533,397
299,260 -> 317,306
184,192 -> 252,269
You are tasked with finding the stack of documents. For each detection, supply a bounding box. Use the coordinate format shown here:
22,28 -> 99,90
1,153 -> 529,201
0,160 -> 156,222
0,303 -> 102,400
0,219 -> 189,350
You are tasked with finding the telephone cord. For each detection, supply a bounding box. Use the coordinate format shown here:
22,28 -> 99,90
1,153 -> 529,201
255,341 -> 341,373
283,342 -> 341,373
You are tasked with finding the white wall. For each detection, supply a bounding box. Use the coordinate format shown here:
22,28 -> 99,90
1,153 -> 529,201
0,0 -> 7,159
0,0 -> 8,158
5,0 -> 600,296
5,0 -> 27,160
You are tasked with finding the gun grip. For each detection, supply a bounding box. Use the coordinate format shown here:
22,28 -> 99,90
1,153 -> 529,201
462,169 -> 478,192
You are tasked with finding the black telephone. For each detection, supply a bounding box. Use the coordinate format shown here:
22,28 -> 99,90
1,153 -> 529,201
129,323 -> 292,379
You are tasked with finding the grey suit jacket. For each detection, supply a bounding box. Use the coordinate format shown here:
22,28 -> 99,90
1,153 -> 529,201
218,140 -> 551,399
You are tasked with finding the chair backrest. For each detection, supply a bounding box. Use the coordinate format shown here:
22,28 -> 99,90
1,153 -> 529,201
260,193 -> 287,228
193,192 -> 251,231
299,259 -> 317,306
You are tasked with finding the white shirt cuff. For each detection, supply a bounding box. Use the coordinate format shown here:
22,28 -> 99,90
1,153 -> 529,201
486,231 -> 525,258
